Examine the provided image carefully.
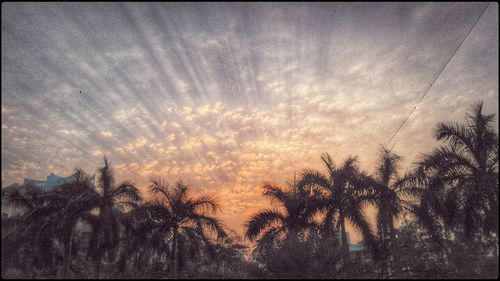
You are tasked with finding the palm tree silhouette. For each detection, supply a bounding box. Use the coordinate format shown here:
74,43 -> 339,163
112,202 -> 172,278
299,153 -> 378,261
366,147 -> 405,277
245,179 -> 320,253
148,178 -> 227,278
403,101 -> 498,244
50,169 -> 98,277
64,156 -> 142,278
3,184 -> 65,277
3,170 -> 96,278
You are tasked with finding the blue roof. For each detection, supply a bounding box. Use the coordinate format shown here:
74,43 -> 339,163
349,243 -> 364,252
23,178 -> 47,189
44,174 -> 70,191
23,172 -> 96,191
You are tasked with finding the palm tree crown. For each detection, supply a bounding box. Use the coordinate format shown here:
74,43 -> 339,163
299,153 -> 378,259
371,147 -> 405,248
148,178 -> 227,277
64,156 -> 142,278
245,179 -> 320,252
409,101 -> 498,241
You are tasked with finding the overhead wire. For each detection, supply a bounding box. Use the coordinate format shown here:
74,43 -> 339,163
386,3 -> 491,150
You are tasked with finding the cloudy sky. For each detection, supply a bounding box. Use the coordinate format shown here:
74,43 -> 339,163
2,2 -> 498,240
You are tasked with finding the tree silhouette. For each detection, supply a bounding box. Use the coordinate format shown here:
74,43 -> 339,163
148,178 -> 227,278
63,156 -> 142,278
406,101 -> 498,242
367,147 -> 406,277
3,170 -> 95,278
245,179 -> 320,254
3,185 -> 64,277
299,153 -> 378,261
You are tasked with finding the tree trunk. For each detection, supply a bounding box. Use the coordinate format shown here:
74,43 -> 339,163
378,217 -> 387,279
340,215 -> 350,260
64,228 -> 74,278
388,219 -> 397,277
172,227 -> 178,278
95,221 -> 103,279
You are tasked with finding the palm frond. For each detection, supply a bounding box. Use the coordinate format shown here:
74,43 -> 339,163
66,189 -> 101,214
412,202 -> 444,246
341,155 -> 359,172
416,145 -> 476,174
320,208 -> 338,234
98,155 -> 115,194
245,209 -> 285,241
320,152 -> 336,175
6,189 -> 36,210
192,214 -> 228,242
144,200 -> 172,225
254,226 -> 283,255
434,121 -> 472,152
345,205 -> 378,259
190,195 -> 220,214
299,170 -> 331,193
112,181 -> 142,202
262,182 -> 289,206
375,146 -> 402,186
174,180 -> 190,202
149,179 -> 171,202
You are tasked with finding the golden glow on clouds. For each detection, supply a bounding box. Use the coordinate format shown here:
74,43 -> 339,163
100,131 -> 113,137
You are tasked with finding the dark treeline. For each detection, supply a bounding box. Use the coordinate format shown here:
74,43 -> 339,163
1,101 -> 498,279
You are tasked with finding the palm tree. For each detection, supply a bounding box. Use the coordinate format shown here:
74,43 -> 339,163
51,169 -> 99,277
3,184 -> 65,277
201,232 -> 248,278
1,169 -> 106,278
408,101 -> 498,241
244,179 -> 320,253
148,178 -> 228,278
299,153 -> 378,261
4,177 -> 94,276
112,203 -> 169,278
367,147 -> 406,277
64,156 -> 142,278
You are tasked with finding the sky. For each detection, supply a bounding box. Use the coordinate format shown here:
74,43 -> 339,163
1,2 -> 498,241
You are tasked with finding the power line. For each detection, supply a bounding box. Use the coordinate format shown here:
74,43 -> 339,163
387,3 -> 491,149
